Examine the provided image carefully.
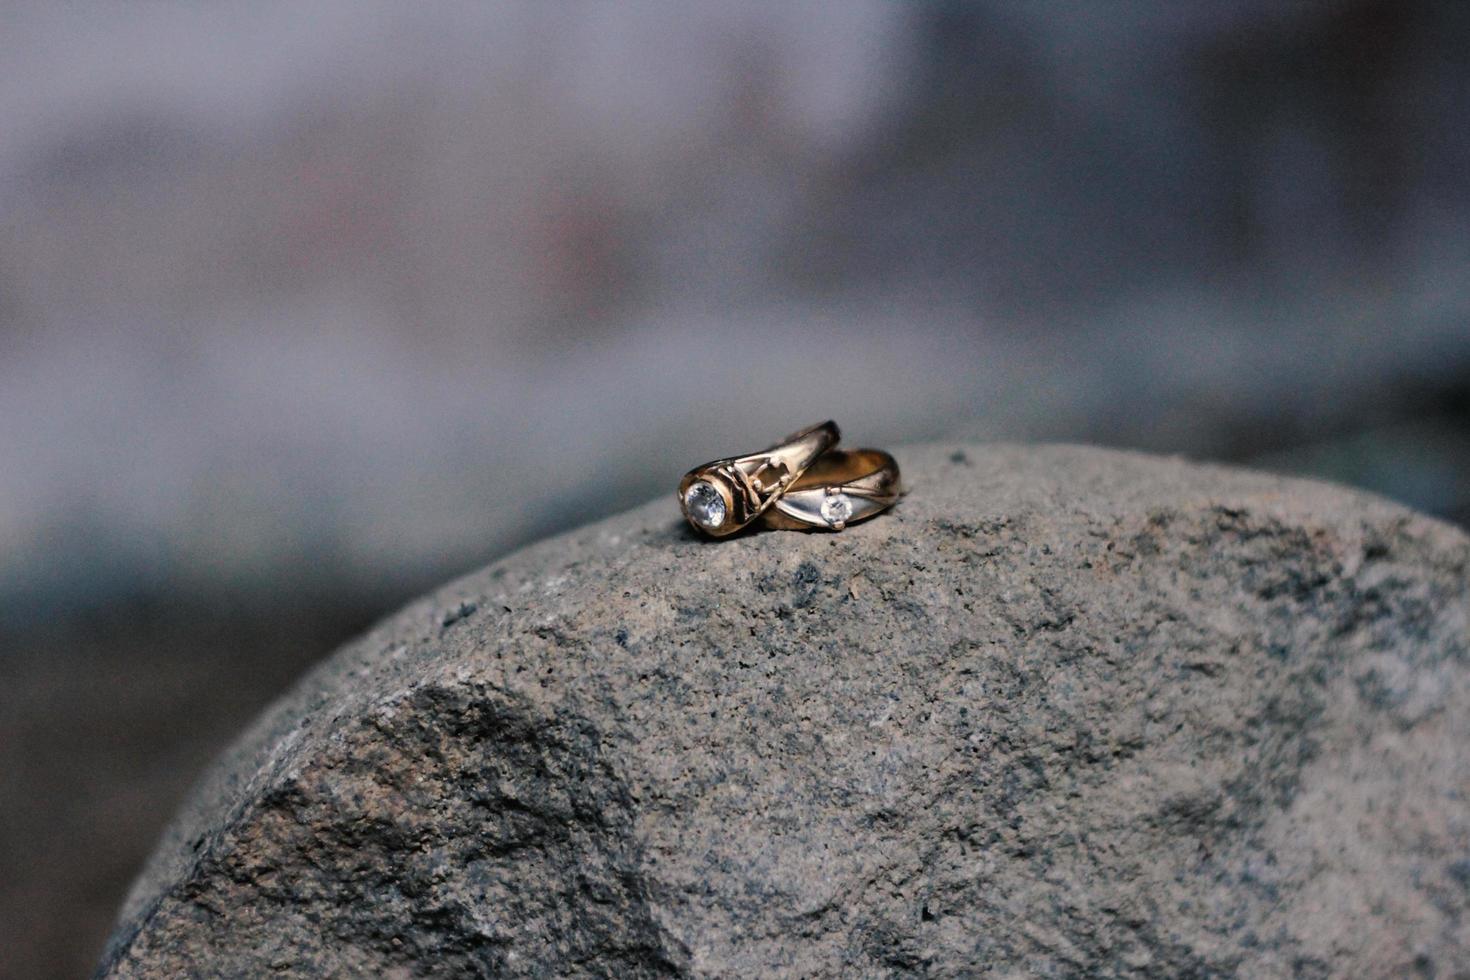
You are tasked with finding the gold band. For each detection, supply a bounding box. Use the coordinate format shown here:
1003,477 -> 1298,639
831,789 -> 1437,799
759,448 -> 901,532
677,421 -> 840,537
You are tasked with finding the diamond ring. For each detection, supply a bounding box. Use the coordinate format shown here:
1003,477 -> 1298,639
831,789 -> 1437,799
678,421 -> 840,537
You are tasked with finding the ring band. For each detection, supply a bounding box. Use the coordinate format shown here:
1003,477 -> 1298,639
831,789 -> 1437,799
678,420 -> 840,537
759,448 -> 901,532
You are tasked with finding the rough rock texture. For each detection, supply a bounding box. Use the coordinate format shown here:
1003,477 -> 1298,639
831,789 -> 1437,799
99,444 -> 1470,978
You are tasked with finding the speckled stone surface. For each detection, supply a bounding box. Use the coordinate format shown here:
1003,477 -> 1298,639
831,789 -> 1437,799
98,444 -> 1470,978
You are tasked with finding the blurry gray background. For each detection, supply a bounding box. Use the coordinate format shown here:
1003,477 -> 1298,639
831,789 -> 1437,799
2,2 -> 1468,976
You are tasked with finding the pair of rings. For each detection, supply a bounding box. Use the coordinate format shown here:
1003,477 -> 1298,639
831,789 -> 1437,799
678,421 -> 901,538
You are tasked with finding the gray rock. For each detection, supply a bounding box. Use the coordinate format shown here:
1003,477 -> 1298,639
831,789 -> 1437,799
98,444 -> 1470,978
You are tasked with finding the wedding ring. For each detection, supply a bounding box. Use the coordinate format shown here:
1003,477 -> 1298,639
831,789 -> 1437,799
758,448 -> 901,532
678,421 -> 840,537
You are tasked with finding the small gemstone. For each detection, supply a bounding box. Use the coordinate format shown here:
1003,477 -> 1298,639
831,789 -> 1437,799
820,493 -> 853,526
685,481 -> 727,529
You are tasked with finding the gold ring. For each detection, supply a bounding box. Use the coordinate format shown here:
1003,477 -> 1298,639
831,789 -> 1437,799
678,421 -> 840,537
759,448 -> 901,532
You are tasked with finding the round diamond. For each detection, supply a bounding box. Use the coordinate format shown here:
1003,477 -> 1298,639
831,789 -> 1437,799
684,481 -> 727,529
820,493 -> 854,526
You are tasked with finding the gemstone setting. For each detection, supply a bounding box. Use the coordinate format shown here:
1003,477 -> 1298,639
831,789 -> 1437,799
684,481 -> 727,530
820,493 -> 854,527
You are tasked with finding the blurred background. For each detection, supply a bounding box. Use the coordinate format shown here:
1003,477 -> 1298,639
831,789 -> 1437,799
2,2 -> 1467,975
